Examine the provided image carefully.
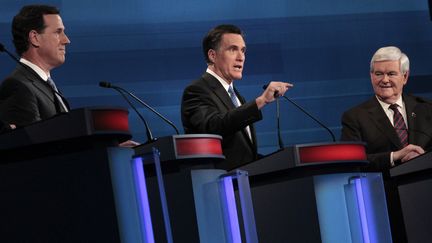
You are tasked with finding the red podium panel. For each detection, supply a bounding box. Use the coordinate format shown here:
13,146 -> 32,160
134,134 -> 225,162
0,107 -> 131,153
295,142 -> 367,165
239,142 -> 368,177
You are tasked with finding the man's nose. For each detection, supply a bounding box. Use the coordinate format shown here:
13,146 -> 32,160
63,34 -> 71,45
237,51 -> 245,61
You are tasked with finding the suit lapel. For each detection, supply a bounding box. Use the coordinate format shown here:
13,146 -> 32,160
234,86 -> 258,146
202,72 -> 235,110
202,73 -> 257,147
366,97 -> 402,148
16,65 -> 56,104
404,94 -> 418,144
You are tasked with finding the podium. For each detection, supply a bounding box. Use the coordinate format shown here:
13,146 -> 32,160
134,134 -> 258,243
238,142 -> 393,243
0,107 -> 145,242
390,151 -> 432,243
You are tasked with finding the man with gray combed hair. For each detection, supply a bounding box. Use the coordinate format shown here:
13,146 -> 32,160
341,46 -> 432,242
370,46 -> 409,75
342,46 -> 432,169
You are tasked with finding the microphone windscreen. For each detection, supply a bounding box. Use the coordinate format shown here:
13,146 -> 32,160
99,81 -> 111,88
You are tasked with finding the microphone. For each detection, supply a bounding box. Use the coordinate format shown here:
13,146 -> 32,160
0,42 -> 20,63
0,42 -> 70,111
99,81 -> 180,136
99,81 -> 154,143
276,97 -> 284,149
263,84 -> 336,142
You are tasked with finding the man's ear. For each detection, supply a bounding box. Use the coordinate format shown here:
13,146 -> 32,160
208,49 -> 216,63
28,30 -> 40,47
403,70 -> 409,85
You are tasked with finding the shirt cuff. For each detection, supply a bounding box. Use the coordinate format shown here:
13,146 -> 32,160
390,152 -> 395,167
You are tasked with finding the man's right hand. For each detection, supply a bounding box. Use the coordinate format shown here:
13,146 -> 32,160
256,81 -> 293,109
393,144 -> 425,163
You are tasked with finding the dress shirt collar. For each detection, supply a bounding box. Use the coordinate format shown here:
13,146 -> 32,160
375,95 -> 404,111
20,58 -> 49,81
376,95 -> 408,128
206,68 -> 234,92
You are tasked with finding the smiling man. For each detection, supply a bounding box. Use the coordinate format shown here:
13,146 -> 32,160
340,46 -> 432,243
341,46 -> 432,170
0,5 -> 70,127
181,24 -> 293,169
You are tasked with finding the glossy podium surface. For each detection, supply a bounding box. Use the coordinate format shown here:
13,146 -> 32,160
240,142 -> 368,177
134,134 -> 225,242
237,142 -> 392,243
134,135 -> 258,243
134,134 -> 225,162
0,107 -> 143,242
0,107 -> 131,161
390,151 -> 432,243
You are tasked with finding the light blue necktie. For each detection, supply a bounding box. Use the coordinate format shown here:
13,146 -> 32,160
47,77 -> 68,112
228,86 -> 240,107
47,77 -> 58,92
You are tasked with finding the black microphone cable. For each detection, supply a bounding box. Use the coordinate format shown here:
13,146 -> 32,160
280,95 -> 336,142
99,82 -> 154,143
263,83 -> 336,142
276,97 -> 284,149
100,81 -> 180,135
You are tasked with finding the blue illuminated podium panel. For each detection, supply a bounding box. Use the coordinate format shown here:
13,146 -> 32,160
0,107 -> 145,242
238,142 -> 392,243
134,134 -> 258,243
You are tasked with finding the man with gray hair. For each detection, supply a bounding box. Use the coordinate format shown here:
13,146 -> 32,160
341,46 -> 432,242
341,46 -> 432,170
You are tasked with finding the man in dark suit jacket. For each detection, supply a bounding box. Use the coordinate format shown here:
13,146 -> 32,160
341,46 -> 431,171
0,64 -> 69,127
342,94 -> 432,171
181,24 -> 293,170
341,46 -> 432,243
0,5 -> 70,128
0,5 -> 139,147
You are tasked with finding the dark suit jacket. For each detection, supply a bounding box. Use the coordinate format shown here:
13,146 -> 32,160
0,119 -> 12,134
181,72 -> 263,170
341,94 -> 432,172
0,64 -> 68,127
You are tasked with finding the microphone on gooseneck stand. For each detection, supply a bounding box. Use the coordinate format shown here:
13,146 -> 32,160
0,42 -> 37,72
276,97 -> 284,149
0,42 -> 20,63
263,84 -> 336,142
99,81 -> 180,136
99,81 -> 154,143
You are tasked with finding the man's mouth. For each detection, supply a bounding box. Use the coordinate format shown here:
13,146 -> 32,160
378,82 -> 392,88
234,65 -> 242,71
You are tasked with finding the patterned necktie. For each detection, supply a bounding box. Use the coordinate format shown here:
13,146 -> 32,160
228,86 -> 240,107
47,77 -> 58,92
389,104 -> 408,147
47,77 -> 68,112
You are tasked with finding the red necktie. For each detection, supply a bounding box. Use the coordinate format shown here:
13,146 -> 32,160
389,104 -> 408,147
